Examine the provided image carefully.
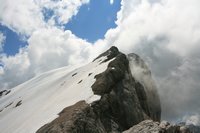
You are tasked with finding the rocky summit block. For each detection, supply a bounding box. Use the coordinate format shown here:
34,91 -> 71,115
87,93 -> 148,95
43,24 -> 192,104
37,46 -> 161,133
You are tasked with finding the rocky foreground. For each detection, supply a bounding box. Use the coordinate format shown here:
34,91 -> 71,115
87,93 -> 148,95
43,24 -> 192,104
124,120 -> 191,133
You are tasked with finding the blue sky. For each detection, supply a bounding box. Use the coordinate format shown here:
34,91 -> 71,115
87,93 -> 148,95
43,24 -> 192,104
0,24 -> 27,55
65,0 -> 121,42
0,0 -> 121,56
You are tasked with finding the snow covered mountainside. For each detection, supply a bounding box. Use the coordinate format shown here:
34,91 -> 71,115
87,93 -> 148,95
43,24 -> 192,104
0,55 -> 113,133
0,46 -> 161,133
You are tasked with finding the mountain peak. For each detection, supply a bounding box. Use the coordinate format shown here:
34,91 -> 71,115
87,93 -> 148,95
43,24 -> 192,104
0,46 -> 162,133
93,46 -> 119,62
36,47 -> 161,132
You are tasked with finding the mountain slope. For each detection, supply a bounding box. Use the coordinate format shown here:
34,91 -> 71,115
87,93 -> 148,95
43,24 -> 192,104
0,46 -> 161,133
0,55 -> 113,133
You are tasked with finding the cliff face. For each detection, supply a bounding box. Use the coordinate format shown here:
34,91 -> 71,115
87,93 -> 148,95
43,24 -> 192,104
37,46 -> 161,133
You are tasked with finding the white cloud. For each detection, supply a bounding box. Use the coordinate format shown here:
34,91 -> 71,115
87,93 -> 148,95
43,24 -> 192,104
110,0 -> 114,5
110,0 -> 200,57
36,0 -> 89,25
100,0 -> 200,121
0,0 -> 45,35
0,0 -> 90,35
0,0 -> 92,89
0,32 -> 5,52
27,27 -> 93,73
0,27 -> 94,89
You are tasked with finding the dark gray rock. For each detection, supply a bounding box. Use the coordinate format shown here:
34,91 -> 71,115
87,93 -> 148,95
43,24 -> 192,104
0,90 -> 11,98
93,46 -> 119,63
15,100 -> 22,107
0,90 -> 7,97
92,53 -> 128,95
92,52 -> 150,131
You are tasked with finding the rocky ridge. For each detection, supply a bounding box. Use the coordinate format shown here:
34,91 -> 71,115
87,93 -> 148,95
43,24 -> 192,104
0,46 -> 194,133
37,46 -> 161,133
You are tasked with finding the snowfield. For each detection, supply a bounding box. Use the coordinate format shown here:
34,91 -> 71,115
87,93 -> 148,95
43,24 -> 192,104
0,56 -> 113,133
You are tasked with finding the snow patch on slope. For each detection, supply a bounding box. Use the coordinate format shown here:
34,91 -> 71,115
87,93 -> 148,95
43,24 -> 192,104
0,56 -> 113,133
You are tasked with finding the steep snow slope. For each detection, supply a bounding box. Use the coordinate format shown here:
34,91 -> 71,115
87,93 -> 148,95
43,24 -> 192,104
0,56 -> 114,133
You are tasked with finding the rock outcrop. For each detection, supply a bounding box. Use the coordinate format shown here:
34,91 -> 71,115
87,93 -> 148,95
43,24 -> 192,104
123,120 -> 191,133
0,90 -> 11,98
37,101 -> 107,133
37,46 -> 161,133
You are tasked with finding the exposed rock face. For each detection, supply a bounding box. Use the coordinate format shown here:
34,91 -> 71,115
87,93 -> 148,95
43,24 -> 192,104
93,46 -> 119,63
0,90 -> 11,98
123,120 -> 191,133
37,101 -> 109,133
37,46 -> 161,133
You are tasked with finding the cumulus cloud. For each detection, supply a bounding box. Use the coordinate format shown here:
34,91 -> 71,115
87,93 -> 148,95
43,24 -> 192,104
0,0 -> 45,35
0,0 -> 93,89
36,0 -> 89,25
100,0 -> 200,122
0,27 -> 94,89
0,0 -> 200,124
0,0 -> 89,35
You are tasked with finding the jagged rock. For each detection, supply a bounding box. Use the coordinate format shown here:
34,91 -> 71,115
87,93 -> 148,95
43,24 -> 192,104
15,100 -> 22,107
92,53 -> 128,95
0,90 -> 11,98
123,120 -> 191,133
92,46 -> 160,130
37,46 -> 161,133
0,90 -> 6,97
37,101 -> 107,133
93,46 -> 119,63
